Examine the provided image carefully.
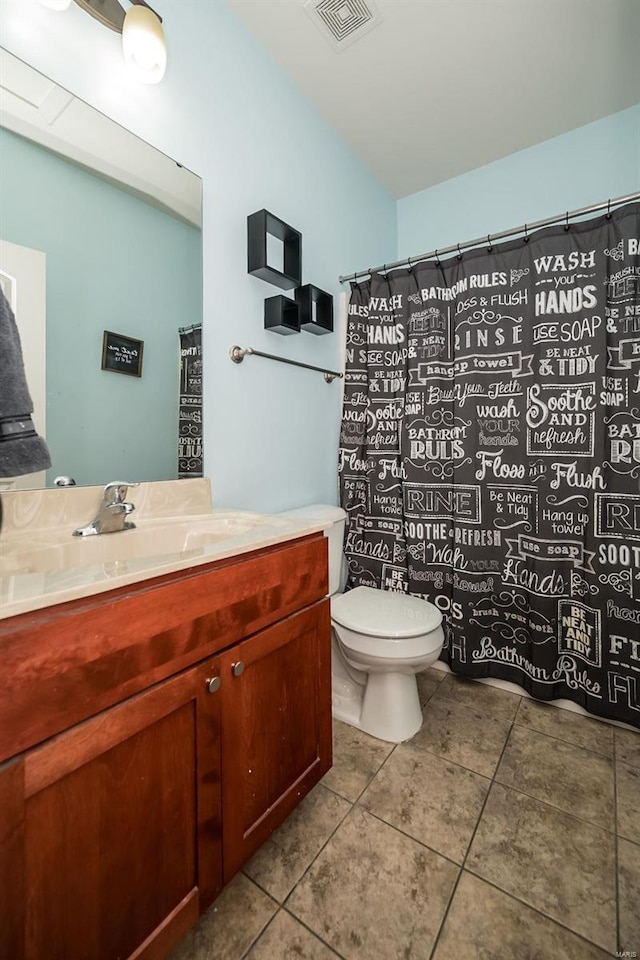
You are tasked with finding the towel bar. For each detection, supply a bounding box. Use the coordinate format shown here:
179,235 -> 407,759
229,345 -> 343,383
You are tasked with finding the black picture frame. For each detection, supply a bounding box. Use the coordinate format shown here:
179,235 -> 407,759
101,330 -> 144,377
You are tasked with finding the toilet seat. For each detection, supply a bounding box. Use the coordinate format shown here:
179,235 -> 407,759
331,585 -> 443,660
332,585 -> 442,637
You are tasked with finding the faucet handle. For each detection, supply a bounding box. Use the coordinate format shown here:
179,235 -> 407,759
103,481 -> 139,504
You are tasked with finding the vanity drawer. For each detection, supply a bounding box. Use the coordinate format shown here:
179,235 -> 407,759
0,533 -> 327,763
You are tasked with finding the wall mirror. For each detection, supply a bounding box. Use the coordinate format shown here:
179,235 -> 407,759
0,48 -> 203,491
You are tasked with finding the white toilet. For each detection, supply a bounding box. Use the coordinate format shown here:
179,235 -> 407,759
281,505 -> 444,743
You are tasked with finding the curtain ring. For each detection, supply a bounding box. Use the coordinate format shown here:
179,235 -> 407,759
523,223 -> 529,243
407,255 -> 413,271
457,243 -> 462,261
434,248 -> 440,266
353,271 -> 358,283
564,211 -> 570,231
606,199 -> 612,220
487,234 -> 493,252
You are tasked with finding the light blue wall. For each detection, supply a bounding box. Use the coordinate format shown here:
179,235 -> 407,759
398,104 -> 640,258
0,0 -> 397,512
6,4 -> 632,511
0,126 -> 201,486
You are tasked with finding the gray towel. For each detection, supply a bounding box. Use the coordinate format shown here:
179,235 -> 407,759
0,285 -> 51,477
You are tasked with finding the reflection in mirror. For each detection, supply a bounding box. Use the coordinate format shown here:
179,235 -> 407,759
0,49 -> 203,490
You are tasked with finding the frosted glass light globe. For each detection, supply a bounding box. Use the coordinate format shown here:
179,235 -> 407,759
122,5 -> 167,84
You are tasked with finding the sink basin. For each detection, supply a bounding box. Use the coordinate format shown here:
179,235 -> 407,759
0,512 -> 281,577
0,476 -> 329,623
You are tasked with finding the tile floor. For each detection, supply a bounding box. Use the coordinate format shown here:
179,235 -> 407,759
170,670 -> 640,960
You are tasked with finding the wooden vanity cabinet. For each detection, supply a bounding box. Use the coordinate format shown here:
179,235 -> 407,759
0,656 -> 223,960
0,534 -> 332,960
221,600 -> 332,881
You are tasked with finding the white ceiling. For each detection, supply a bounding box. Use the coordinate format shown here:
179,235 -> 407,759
226,0 -> 640,199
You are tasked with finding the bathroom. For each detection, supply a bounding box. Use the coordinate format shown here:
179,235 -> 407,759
0,0 -> 639,958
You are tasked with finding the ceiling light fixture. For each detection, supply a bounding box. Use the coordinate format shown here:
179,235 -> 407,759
39,0 -> 167,84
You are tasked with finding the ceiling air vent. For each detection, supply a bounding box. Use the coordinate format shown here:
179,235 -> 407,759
303,0 -> 383,51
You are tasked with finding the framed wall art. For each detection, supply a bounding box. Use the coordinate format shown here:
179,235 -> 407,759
101,330 -> 144,377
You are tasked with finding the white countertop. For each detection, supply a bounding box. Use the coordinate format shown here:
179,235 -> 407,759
0,480 -> 328,622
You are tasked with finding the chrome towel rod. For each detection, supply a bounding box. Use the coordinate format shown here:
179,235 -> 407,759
229,345 -> 343,383
339,190 -> 640,283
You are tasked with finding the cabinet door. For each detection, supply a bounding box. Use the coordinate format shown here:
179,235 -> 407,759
220,600 -> 332,881
0,658 -> 222,960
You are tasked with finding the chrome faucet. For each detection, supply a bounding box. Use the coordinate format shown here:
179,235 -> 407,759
73,481 -> 139,537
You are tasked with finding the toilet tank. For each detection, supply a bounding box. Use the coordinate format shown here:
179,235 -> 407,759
278,504 -> 346,596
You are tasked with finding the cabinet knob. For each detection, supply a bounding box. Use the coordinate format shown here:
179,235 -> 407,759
206,676 -> 221,693
231,661 -> 245,677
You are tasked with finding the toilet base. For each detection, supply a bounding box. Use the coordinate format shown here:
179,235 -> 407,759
360,671 -> 423,742
331,670 -> 363,725
331,668 -> 423,743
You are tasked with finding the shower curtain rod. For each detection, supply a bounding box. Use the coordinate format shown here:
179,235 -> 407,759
338,190 -> 640,284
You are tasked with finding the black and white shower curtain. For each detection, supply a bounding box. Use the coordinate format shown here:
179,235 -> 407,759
339,202 -> 640,728
178,325 -> 203,478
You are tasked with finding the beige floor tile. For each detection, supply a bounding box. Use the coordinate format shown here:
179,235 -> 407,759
286,807 -> 458,960
617,760 -> 640,844
412,697 -> 511,777
246,910 -> 341,960
619,837 -> 640,954
243,784 -> 350,902
433,673 -> 521,721
359,741 -> 490,863
432,871 -> 611,960
427,665 -> 447,684
515,698 -> 614,756
417,667 -> 446,706
321,719 -> 394,802
616,726 -> 640,769
466,783 -> 616,953
168,873 -> 277,960
496,725 -> 614,828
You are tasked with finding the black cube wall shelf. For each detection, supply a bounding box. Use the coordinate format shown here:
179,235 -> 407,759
295,284 -> 334,335
264,295 -> 300,335
248,209 -> 302,290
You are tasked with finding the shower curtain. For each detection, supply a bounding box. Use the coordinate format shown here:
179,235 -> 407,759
339,202 -> 640,728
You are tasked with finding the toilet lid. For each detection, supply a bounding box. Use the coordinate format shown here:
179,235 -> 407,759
331,585 -> 442,638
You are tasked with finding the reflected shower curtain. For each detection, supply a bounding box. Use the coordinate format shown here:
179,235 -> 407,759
339,202 -> 640,728
178,325 -> 203,478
